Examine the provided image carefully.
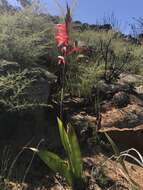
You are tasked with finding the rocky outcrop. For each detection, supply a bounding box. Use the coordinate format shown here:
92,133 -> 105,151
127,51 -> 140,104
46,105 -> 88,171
71,103 -> 143,130
0,61 -> 59,149
70,99 -> 143,154
91,80 -> 133,108
22,68 -> 57,103
112,91 -> 130,108
119,73 -> 143,86
99,125 -> 143,155
118,73 -> 143,99
101,104 -> 143,129
69,73 -> 143,154
135,85 -> 143,97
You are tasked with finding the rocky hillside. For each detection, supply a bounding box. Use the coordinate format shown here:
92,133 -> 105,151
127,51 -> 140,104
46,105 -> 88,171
0,5 -> 143,190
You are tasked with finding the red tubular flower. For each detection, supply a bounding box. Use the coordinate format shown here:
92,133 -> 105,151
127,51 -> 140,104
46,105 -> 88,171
55,24 -> 69,47
55,5 -> 83,65
58,55 -> 66,65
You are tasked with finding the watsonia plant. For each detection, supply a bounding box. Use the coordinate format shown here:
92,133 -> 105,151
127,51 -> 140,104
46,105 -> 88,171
30,118 -> 85,190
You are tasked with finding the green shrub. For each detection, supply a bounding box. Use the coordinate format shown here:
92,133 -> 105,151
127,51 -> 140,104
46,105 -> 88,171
0,7 -> 56,69
0,67 -> 56,111
65,29 -> 143,97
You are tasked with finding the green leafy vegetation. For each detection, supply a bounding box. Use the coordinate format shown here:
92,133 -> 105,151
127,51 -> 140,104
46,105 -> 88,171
64,29 -> 143,97
0,8 -> 55,68
30,118 -> 85,190
0,2 -> 143,104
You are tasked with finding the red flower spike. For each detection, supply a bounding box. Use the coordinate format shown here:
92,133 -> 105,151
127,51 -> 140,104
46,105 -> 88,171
55,24 -> 69,47
55,4 -> 84,65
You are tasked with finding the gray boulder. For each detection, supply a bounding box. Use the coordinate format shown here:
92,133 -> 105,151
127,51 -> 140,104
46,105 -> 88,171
119,73 -> 143,99
112,91 -> 129,108
23,68 -> 57,103
92,80 -> 132,101
135,85 -> 143,99
119,73 -> 143,86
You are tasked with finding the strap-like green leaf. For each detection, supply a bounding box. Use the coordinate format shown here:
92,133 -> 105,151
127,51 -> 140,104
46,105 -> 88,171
68,124 -> 83,179
38,150 -> 72,186
104,132 -> 120,156
57,117 -> 72,157
30,148 -> 72,186
57,118 -> 84,186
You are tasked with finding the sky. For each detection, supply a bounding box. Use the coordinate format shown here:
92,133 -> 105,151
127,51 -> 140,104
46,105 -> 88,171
8,0 -> 143,34
42,0 -> 143,34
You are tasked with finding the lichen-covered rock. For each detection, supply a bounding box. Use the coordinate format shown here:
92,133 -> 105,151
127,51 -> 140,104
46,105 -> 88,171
119,73 -> 143,86
100,104 -> 143,129
118,73 -> 143,99
71,104 -> 143,131
134,85 -> 143,99
0,64 -> 59,149
22,68 -> 57,103
91,80 -> 133,101
112,91 -> 129,108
